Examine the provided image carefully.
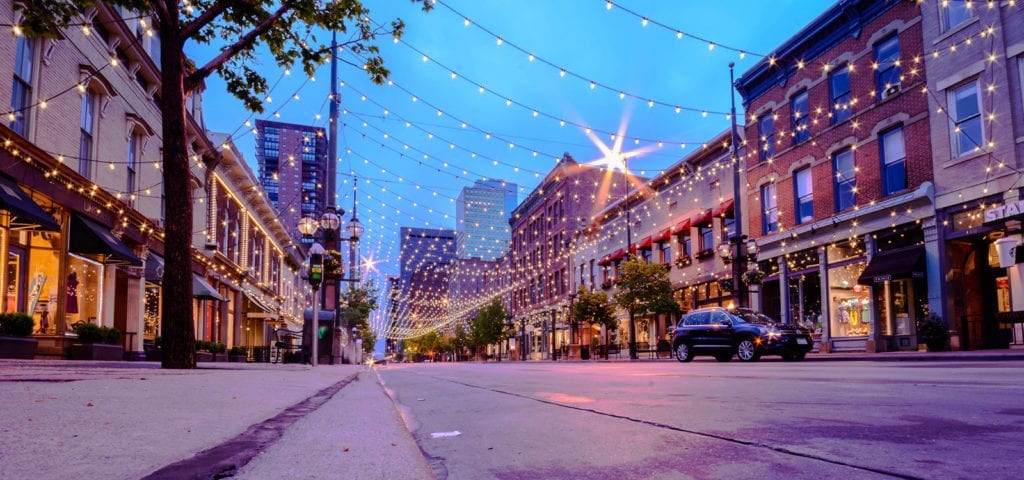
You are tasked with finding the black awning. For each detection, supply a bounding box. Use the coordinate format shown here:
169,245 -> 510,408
193,275 -> 226,301
69,213 -> 142,265
145,254 -> 164,282
858,247 -> 925,284
0,174 -> 60,231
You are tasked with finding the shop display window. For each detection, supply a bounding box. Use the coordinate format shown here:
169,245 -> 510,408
6,247 -> 24,314
144,285 -> 160,339
22,230 -> 62,335
828,261 -> 872,337
65,255 -> 103,332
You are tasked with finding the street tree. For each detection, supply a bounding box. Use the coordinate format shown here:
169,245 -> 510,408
342,278 -> 379,335
572,286 -> 617,359
469,298 -> 507,361
614,255 -> 680,357
16,0 -> 430,368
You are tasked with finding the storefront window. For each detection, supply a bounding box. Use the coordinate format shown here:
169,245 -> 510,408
20,229 -> 61,335
65,255 -> 103,332
827,261 -> 871,337
6,247 -> 23,313
144,285 -> 160,339
826,239 -> 865,263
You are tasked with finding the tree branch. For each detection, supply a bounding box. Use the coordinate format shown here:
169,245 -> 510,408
185,0 -> 293,91
180,0 -> 236,40
148,0 -> 172,28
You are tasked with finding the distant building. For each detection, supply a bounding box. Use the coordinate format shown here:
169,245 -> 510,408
395,227 -> 457,332
254,119 -> 329,245
456,179 -> 517,261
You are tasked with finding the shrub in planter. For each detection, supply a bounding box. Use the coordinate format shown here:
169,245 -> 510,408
71,323 -> 124,360
0,312 -> 38,359
228,346 -> 247,363
916,313 -> 948,352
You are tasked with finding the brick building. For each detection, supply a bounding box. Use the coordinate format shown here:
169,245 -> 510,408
736,0 -> 937,352
254,119 -> 329,246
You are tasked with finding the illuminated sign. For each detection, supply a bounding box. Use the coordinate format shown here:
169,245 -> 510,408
984,200 -> 1024,223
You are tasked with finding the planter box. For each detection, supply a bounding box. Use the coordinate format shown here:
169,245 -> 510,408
196,351 -> 214,362
229,354 -> 247,363
71,343 -> 124,361
0,336 -> 39,359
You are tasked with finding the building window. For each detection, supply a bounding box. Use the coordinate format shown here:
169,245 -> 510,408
761,183 -> 778,234
9,36 -> 35,137
940,0 -> 974,33
758,115 -> 774,162
723,216 -> 735,240
640,248 -> 652,264
791,91 -> 809,144
126,134 -> 139,207
881,127 -> 907,196
875,35 -> 901,100
834,149 -> 856,211
699,225 -> 715,252
659,241 -> 671,264
79,90 -> 97,178
949,81 -> 983,157
794,167 -> 813,224
830,65 -> 852,124
680,234 -> 692,258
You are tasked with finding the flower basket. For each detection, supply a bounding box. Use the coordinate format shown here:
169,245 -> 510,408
674,256 -> 691,268
742,268 -> 765,285
323,249 -> 343,278
718,277 -> 734,292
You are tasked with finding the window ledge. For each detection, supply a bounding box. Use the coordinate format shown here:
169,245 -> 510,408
932,17 -> 980,46
940,149 -> 990,170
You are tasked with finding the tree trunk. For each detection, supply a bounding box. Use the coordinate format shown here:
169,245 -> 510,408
158,7 -> 196,369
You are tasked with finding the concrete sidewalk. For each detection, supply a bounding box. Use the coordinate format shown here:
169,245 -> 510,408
0,360 -> 434,480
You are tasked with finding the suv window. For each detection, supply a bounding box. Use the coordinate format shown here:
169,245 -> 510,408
683,311 -> 708,326
709,310 -> 730,325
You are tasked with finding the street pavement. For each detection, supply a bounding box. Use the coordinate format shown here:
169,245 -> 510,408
2,348 -> 1023,479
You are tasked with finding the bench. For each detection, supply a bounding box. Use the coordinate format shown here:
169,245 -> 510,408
273,327 -> 304,364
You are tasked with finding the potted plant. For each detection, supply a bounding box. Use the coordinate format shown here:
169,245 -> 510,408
228,345 -> 248,363
742,268 -> 765,285
0,312 -> 38,359
717,276 -> 734,292
674,256 -> 691,268
916,312 -> 948,352
71,323 -> 124,360
195,340 -> 212,362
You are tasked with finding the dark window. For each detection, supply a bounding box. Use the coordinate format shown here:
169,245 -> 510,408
699,225 -> 714,252
875,36 -> 901,100
941,0 -> 973,32
881,127 -> 907,196
680,235 -> 692,257
79,90 -> 96,178
791,91 -> 809,144
758,115 -> 774,162
830,66 -> 852,124
950,81 -> 983,157
794,168 -> 813,224
761,183 -> 778,234
833,149 -> 856,211
660,241 -> 671,263
9,36 -> 34,136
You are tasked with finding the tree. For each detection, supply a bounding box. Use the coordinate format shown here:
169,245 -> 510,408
20,0 -> 430,369
572,286 -> 617,359
614,255 -> 680,358
469,298 -> 507,361
342,278 -> 379,333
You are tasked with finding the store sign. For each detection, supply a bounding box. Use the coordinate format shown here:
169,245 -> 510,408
983,200 -> 1024,223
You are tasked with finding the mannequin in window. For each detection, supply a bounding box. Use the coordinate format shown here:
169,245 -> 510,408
66,270 -> 79,314
38,303 -> 49,334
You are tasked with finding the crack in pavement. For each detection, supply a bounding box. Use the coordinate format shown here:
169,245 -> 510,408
431,375 -> 923,480
139,373 -> 358,480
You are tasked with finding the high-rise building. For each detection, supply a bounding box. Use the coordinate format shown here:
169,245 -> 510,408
394,227 -> 457,332
254,119 -> 329,244
456,179 -> 518,260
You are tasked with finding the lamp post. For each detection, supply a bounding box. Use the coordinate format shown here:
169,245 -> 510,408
298,223 -> 324,367
726,61 -> 747,309
620,158 -> 637,360
718,236 -> 759,309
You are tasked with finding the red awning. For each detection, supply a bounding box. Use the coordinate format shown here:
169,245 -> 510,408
655,228 -> 672,242
610,248 -> 627,261
713,198 -> 735,217
691,209 -> 713,226
636,236 -> 653,250
597,254 -> 612,266
672,218 -> 692,235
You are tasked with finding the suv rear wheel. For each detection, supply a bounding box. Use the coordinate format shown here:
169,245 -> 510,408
736,338 -> 761,362
675,343 -> 694,362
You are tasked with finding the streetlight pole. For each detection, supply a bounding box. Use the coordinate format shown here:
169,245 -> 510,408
622,160 -> 637,360
306,242 -> 324,367
729,62 -> 747,309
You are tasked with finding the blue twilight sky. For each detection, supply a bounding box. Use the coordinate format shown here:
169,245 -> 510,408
189,1 -> 827,282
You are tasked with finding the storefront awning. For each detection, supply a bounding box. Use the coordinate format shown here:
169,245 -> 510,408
691,209 -> 713,226
610,248 -> 626,261
193,275 -> 226,301
597,254 -> 612,266
0,174 -> 60,231
713,198 -> 735,218
635,236 -> 653,250
69,213 -> 142,265
242,288 -> 275,314
672,218 -> 691,235
857,247 -> 925,284
145,254 -> 164,282
655,228 -> 672,242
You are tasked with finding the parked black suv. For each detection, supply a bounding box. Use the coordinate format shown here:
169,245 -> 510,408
672,307 -> 813,362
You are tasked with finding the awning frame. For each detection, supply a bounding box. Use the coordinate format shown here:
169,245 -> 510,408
0,174 -> 60,231
69,213 -> 142,265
